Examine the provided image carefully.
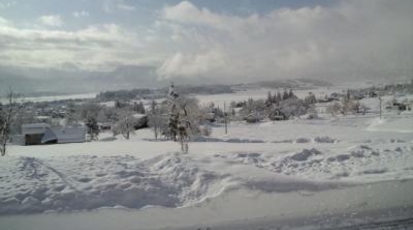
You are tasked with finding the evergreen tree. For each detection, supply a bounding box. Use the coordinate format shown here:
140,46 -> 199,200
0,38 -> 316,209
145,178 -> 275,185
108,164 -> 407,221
276,92 -> 282,103
266,91 -> 273,105
305,92 -> 317,104
282,90 -> 289,100
133,101 -> 145,114
288,89 -> 296,99
167,104 -> 178,141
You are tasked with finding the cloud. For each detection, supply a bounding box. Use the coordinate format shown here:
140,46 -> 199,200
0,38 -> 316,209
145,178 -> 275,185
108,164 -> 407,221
157,49 -> 229,79
38,15 -> 63,27
104,0 -> 135,13
0,1 -> 16,9
157,0 -> 413,82
0,17 -> 12,26
1,0 -> 412,85
116,2 -> 135,11
0,20 -> 148,70
73,11 -> 90,18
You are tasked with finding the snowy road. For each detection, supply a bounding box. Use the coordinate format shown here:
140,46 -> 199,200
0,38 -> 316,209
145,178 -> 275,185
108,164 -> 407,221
324,218 -> 413,230
2,178 -> 413,230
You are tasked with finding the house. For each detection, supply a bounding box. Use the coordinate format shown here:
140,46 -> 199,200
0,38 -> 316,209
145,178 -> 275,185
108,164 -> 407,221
22,123 -> 86,145
34,116 -> 52,123
269,109 -> 288,121
99,122 -> 112,131
22,123 -> 52,145
201,112 -> 216,123
369,91 -> 378,98
244,113 -> 261,123
132,113 -> 148,129
386,101 -> 412,112
53,127 -> 87,144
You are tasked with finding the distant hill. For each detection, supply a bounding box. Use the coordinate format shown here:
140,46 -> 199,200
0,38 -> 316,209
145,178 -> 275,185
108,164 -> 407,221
0,64 -> 333,98
234,78 -> 333,91
0,65 -> 161,95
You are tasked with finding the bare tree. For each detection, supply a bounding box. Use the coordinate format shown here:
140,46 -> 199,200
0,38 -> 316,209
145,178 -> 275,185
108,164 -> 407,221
148,100 -> 165,140
112,110 -> 135,140
174,96 -> 202,153
326,102 -> 342,117
0,89 -> 22,156
85,116 -> 99,141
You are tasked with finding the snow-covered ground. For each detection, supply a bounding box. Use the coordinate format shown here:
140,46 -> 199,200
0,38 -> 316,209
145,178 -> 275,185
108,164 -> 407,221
1,89 -> 413,230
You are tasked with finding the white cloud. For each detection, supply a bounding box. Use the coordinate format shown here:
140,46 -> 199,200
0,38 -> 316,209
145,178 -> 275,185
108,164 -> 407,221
0,1 -> 16,9
1,0 -> 412,85
157,49 -> 228,79
73,11 -> 90,18
0,20 -> 147,70
0,17 -> 12,26
38,15 -> 63,27
117,2 -> 135,11
157,0 -> 413,83
104,0 -> 135,13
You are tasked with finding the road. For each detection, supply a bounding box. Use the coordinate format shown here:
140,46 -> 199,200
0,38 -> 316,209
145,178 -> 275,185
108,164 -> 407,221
1,179 -> 413,230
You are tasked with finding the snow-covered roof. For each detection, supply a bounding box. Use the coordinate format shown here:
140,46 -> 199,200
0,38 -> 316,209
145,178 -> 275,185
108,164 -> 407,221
22,123 -> 49,128
35,116 -> 51,120
22,123 -> 86,144
22,123 -> 50,135
133,113 -> 147,119
41,128 -> 58,143
52,127 -> 86,144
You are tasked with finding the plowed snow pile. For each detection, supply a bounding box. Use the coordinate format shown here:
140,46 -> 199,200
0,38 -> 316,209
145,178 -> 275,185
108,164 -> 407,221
0,154 -> 238,214
1,143 -> 413,214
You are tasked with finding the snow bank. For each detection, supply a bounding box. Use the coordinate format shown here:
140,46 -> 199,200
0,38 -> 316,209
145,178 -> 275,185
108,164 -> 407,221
2,142 -> 413,214
0,154 -> 237,214
367,117 -> 413,133
221,145 -> 413,181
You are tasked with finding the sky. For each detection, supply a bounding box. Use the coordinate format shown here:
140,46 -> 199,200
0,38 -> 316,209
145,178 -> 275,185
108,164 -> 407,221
0,0 -> 412,87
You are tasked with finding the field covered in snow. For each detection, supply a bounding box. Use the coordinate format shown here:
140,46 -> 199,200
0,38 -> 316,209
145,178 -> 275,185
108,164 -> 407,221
1,87 -> 413,230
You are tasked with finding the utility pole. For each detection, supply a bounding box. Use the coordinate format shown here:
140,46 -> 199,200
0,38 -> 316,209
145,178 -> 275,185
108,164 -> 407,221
224,102 -> 228,134
379,96 -> 382,120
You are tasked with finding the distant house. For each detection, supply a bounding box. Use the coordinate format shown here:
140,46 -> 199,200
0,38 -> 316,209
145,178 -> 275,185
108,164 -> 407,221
386,101 -> 412,112
35,116 -> 52,124
244,113 -> 261,123
201,112 -> 216,123
369,91 -> 378,98
132,113 -> 148,130
22,123 -> 86,145
207,112 -> 217,122
99,122 -> 112,131
328,93 -> 341,101
392,102 -> 411,111
269,109 -> 288,121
